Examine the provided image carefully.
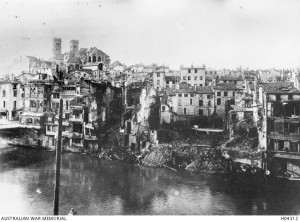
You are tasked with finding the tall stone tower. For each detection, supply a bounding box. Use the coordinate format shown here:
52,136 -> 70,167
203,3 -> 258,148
52,38 -> 62,57
70,40 -> 79,54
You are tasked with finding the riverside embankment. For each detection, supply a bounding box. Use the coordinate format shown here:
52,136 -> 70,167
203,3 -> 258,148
1,144 -> 300,215
0,126 -> 264,183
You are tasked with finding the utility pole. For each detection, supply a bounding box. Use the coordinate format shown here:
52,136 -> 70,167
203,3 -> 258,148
54,98 -> 63,215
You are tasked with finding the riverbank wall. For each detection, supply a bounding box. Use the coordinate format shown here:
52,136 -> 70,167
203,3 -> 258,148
0,125 -> 264,181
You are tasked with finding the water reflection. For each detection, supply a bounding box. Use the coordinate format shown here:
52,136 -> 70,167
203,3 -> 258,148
0,146 -> 300,215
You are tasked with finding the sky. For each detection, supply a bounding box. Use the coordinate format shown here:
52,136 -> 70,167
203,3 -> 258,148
0,0 -> 300,72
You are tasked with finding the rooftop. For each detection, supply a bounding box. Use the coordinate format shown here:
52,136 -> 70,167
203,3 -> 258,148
111,60 -> 123,67
66,56 -> 82,64
175,87 -> 197,94
180,65 -> 205,70
260,82 -> 300,94
214,83 -> 242,90
87,47 -> 109,58
195,86 -> 214,94
219,76 -> 243,81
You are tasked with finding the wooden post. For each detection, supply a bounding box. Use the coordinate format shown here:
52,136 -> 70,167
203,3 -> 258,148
54,98 -> 63,215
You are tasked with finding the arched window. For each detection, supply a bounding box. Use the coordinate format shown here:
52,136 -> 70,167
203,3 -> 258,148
92,55 -> 96,63
88,56 -> 91,62
98,56 -> 101,62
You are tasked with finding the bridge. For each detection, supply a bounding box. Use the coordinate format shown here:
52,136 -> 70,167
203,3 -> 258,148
0,120 -> 40,130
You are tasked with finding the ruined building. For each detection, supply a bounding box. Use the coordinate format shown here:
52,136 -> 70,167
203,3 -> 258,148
259,82 -> 300,180
124,82 -> 158,151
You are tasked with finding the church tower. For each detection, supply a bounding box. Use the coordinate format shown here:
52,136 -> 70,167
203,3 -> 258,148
70,40 -> 79,54
52,37 -> 62,57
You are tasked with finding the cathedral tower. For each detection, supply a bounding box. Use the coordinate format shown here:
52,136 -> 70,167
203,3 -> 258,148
52,38 -> 62,57
70,40 -> 79,54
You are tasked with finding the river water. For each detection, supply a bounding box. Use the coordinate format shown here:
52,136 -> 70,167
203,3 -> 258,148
0,145 -> 300,215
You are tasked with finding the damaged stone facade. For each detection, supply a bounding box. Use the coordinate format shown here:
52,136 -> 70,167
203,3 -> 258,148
42,79 -> 123,153
259,82 -> 300,179
124,82 -> 157,152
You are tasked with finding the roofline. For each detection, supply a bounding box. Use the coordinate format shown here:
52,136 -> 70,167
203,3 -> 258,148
265,91 -> 300,95
180,66 -> 205,70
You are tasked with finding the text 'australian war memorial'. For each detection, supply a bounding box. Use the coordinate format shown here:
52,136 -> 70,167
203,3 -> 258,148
0,37 -> 300,215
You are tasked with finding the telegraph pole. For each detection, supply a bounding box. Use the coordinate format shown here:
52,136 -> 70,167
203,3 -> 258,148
54,98 -> 63,215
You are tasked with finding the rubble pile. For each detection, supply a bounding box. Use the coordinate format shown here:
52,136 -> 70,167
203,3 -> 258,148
98,147 -> 143,164
142,145 -> 173,167
91,141 -> 263,178
225,137 -> 258,151
185,148 -> 230,173
141,144 -> 230,173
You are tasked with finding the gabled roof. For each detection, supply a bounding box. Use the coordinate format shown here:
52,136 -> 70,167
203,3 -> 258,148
87,47 -> 109,57
111,60 -> 123,67
32,59 -> 52,68
25,56 -> 39,68
26,56 -> 38,62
